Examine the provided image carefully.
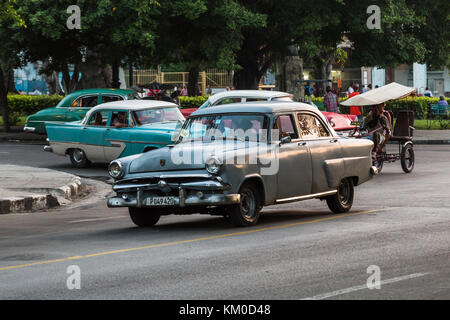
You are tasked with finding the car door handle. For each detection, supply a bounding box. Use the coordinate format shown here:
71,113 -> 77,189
298,142 -> 307,146
329,139 -> 338,143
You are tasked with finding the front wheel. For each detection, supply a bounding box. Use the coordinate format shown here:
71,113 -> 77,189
401,144 -> 414,173
69,148 -> 90,168
128,207 -> 161,227
228,182 -> 261,227
326,178 -> 354,213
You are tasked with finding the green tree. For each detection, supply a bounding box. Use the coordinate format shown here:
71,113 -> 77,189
0,1 -> 25,132
148,0 -> 265,95
15,0 -> 158,93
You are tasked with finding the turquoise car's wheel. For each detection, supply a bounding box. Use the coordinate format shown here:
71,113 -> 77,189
69,148 -> 90,168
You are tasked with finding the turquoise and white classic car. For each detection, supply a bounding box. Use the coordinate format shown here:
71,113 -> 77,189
44,100 -> 185,168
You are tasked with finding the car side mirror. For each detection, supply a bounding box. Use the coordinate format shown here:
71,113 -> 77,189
280,136 -> 292,145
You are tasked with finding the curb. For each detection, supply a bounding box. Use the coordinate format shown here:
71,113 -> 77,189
0,178 -> 84,215
413,140 -> 450,145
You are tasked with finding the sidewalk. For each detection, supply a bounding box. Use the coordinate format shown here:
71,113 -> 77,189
0,128 -> 46,143
0,165 -> 85,214
412,130 -> 450,145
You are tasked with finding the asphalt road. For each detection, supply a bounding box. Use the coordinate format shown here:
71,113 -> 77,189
0,142 -> 109,179
0,143 -> 449,299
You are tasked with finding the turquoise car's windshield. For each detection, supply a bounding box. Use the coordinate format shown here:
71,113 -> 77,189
178,114 -> 267,143
133,107 -> 184,126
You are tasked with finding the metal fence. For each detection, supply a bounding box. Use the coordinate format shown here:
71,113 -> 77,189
125,68 -> 234,94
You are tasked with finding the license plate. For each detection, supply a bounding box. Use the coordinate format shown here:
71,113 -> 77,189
145,196 -> 175,206
351,121 -> 361,126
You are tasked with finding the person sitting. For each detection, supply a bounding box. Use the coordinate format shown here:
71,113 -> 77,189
437,96 -> 448,106
112,112 -> 127,128
94,113 -> 104,126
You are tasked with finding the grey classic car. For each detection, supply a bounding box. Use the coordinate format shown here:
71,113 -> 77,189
107,102 -> 377,227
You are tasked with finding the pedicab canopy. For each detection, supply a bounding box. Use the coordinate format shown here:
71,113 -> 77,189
340,82 -> 416,106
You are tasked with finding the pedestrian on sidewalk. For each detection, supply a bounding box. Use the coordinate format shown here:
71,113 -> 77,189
324,86 -> 340,113
349,83 -> 362,121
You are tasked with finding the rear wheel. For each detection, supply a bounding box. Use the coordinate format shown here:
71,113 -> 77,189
128,207 -> 161,227
69,148 -> 90,168
401,144 -> 414,173
228,182 -> 261,227
326,178 -> 354,213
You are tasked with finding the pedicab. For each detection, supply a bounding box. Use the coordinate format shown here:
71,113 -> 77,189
341,82 -> 416,174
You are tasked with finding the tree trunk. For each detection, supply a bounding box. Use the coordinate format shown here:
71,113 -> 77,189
111,59 -> 120,88
187,63 -> 200,96
275,47 -> 303,101
233,59 -> 260,90
7,66 -> 16,93
62,63 -> 80,94
0,66 -> 10,132
128,62 -> 133,88
77,50 -> 111,90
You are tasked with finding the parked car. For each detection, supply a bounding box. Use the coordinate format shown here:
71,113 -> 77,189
24,88 -> 140,134
180,90 -> 358,133
180,90 -> 293,118
107,102 -> 377,227
44,100 -> 185,168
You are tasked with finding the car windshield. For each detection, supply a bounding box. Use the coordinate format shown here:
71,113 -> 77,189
133,107 -> 184,125
178,114 -> 267,143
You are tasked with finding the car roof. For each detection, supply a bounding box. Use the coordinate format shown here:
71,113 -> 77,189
57,88 -> 137,108
65,88 -> 135,99
207,90 -> 292,105
191,101 -> 319,116
84,100 -> 178,119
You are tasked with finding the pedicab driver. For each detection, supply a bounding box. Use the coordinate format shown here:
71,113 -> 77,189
360,103 -> 392,154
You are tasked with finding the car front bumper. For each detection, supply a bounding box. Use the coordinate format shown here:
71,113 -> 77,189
107,176 -> 240,208
107,192 -> 240,208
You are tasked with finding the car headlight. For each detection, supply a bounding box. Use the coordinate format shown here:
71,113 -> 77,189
205,156 -> 222,175
108,160 -> 124,179
329,118 -> 335,127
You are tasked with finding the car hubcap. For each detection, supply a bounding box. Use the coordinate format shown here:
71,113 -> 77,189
73,149 -> 84,163
240,190 -> 255,219
338,180 -> 351,205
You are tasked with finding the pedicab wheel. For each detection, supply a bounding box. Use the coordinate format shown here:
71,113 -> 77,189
128,207 -> 161,227
69,148 -> 91,168
326,178 -> 354,214
401,144 -> 415,173
228,182 -> 261,227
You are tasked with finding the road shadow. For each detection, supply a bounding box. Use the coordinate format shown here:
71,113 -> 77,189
88,209 -> 339,239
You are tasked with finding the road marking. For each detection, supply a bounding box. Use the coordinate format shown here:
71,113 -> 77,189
301,272 -> 429,300
0,208 -> 391,272
68,216 -> 128,223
